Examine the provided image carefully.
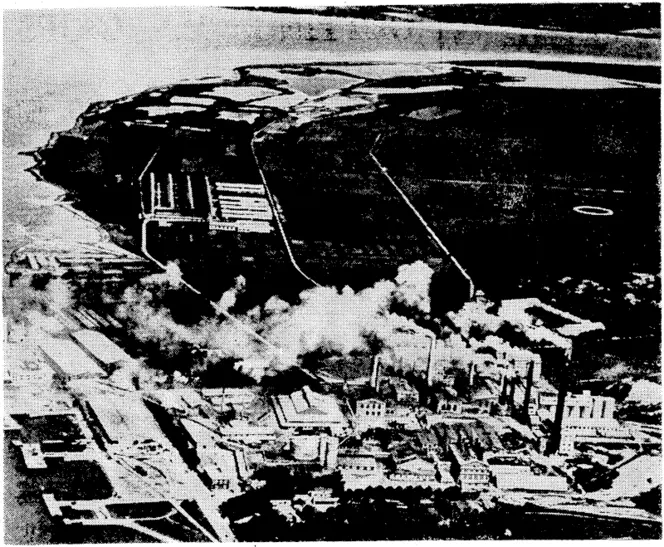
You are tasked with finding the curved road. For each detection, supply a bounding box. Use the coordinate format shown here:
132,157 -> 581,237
250,130 -> 322,288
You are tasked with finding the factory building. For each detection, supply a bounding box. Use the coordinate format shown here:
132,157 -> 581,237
485,453 -> 568,492
290,434 -> 339,469
200,449 -> 241,492
271,386 -> 347,435
82,386 -> 164,447
539,390 -> 632,454
354,398 -> 387,431
392,455 -> 437,482
539,390 -> 617,429
449,446 -> 491,493
201,387 -> 259,410
180,418 -> 241,493
385,377 -> 420,405
4,344 -> 55,386
291,435 -> 321,461
38,337 -> 106,381
218,421 -> 277,442
389,455 -> 456,490
338,450 -> 382,476
70,329 -> 134,368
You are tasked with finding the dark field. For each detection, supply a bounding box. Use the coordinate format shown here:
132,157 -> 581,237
259,84 -> 659,301
29,62 -> 660,313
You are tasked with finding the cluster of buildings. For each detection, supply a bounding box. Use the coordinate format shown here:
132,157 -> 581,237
133,296 -> 661,515
5,291 -> 661,537
374,297 -> 646,453
144,167 -> 276,235
6,240 -> 152,282
4,314 -> 235,542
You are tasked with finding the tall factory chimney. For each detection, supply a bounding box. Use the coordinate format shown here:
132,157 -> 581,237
370,355 -> 382,392
426,335 -> 437,387
499,370 -> 509,405
468,361 -> 476,388
521,360 -> 535,425
547,347 -> 572,455
507,376 -> 517,409
319,434 -> 339,470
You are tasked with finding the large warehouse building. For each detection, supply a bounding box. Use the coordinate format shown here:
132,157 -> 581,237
38,336 -> 106,381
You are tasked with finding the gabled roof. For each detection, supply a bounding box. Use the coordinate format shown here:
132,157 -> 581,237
70,329 -> 133,366
39,336 -> 106,378
272,386 -> 346,428
396,456 -> 437,476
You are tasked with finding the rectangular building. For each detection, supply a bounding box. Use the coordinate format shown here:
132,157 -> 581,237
38,337 -> 106,381
272,386 -> 347,434
70,329 -> 133,366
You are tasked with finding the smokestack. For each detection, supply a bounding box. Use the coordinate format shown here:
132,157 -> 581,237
318,434 -> 338,470
507,377 -> 516,409
547,382 -> 567,455
521,360 -> 535,425
468,361 -> 475,387
370,355 -> 382,392
499,371 -> 508,405
547,347 -> 572,455
426,335 -> 436,387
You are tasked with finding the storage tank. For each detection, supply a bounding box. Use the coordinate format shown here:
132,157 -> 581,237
291,435 -> 319,461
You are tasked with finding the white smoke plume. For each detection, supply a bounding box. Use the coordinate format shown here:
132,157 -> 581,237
258,282 -> 408,365
5,277 -> 73,321
142,261 -> 184,288
4,277 -> 77,342
116,261 -> 437,380
450,298 -> 541,364
108,357 -> 167,391
451,299 -> 503,338
216,275 -> 246,313
393,261 -> 434,314
117,285 -> 203,351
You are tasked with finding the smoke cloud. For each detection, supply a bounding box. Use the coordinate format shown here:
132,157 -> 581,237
216,275 -> 246,313
4,277 -> 76,337
450,298 -> 541,364
5,277 -> 73,320
393,261 -> 434,314
116,260 -> 436,380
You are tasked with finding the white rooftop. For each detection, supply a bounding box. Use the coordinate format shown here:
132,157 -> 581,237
181,418 -> 218,450
71,329 -> 133,366
272,386 -> 346,429
39,337 -> 106,378
83,385 -> 164,444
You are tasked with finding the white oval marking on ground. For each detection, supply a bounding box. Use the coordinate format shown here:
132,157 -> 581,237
573,205 -> 614,216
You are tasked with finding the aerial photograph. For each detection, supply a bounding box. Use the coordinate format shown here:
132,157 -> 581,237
3,2 -> 661,543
